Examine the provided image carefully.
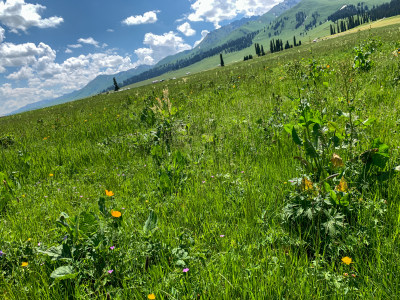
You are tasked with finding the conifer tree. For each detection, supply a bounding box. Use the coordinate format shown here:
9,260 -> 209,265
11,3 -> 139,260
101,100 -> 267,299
220,53 -> 225,67
113,77 -> 119,92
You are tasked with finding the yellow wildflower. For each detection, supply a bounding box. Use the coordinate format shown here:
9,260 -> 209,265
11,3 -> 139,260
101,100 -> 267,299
49,174 -> 54,177
301,177 -> 313,191
21,262 -> 28,267
148,294 -> 156,300
341,257 -> 352,265
331,153 -> 344,168
336,177 -> 348,192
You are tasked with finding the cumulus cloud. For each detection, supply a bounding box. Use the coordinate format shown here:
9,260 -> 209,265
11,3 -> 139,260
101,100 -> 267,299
0,0 -> 63,32
194,29 -> 209,47
77,37 -> 100,48
0,39 -> 140,115
188,0 -> 282,28
122,10 -> 159,25
0,41 -> 55,71
177,22 -> 196,36
134,31 -> 192,65
0,25 -> 4,42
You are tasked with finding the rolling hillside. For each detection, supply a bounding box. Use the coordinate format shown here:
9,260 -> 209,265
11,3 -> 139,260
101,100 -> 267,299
8,0 -> 392,115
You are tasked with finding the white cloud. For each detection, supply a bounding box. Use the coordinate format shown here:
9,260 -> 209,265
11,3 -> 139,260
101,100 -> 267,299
177,22 -> 196,36
0,0 -> 63,32
107,28 -> 114,33
68,44 -> 82,49
0,25 -> 4,42
122,10 -> 159,25
188,0 -> 283,28
134,31 -> 192,65
134,47 -> 155,65
194,29 -> 209,47
5,64 -> 32,80
0,40 -> 140,115
77,37 -> 99,48
0,41 -> 55,71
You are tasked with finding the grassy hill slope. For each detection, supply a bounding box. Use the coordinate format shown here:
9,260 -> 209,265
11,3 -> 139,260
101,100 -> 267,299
1,20 -> 400,299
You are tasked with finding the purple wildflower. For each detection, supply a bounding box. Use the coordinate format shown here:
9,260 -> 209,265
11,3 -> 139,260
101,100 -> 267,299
110,246 -> 115,250
0,250 -> 4,256
220,235 -> 225,238
108,269 -> 114,274
183,268 -> 189,273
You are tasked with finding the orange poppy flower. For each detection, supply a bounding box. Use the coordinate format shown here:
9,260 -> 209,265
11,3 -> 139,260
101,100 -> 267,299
105,190 -> 114,197
111,210 -> 121,218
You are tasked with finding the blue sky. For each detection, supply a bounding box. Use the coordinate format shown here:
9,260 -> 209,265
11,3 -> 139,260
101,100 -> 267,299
0,0 -> 282,115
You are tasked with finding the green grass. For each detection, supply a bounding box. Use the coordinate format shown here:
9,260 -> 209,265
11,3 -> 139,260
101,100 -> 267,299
1,22 -> 400,299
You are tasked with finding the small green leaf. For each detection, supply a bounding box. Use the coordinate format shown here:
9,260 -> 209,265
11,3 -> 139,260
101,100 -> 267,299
363,118 -> 376,126
324,182 -> 331,193
38,245 -> 63,260
143,210 -> 158,235
304,139 -> 318,158
284,124 -> 293,135
330,190 -> 337,204
50,265 -> 77,280
56,212 -> 70,229
292,127 -> 303,146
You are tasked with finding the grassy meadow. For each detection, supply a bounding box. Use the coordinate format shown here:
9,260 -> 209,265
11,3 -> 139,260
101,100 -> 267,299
1,23 -> 400,299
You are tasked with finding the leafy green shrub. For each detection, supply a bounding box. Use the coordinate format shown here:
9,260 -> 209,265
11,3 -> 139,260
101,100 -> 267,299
353,38 -> 382,72
282,102 -> 390,259
0,134 -> 15,149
